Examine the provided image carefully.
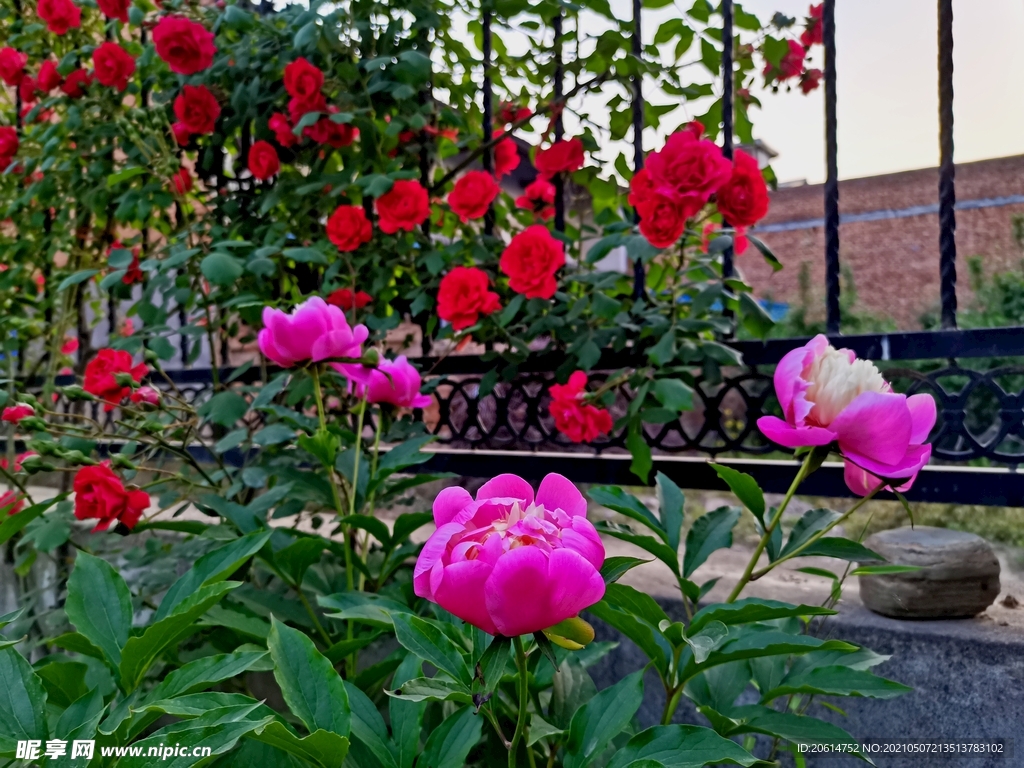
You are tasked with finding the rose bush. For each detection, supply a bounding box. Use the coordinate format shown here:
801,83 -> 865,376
0,0 -> 906,765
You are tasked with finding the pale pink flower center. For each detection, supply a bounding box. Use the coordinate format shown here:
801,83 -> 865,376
804,346 -> 888,427
453,501 -> 568,562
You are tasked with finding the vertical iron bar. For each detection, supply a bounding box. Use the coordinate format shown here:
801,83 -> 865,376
630,0 -> 645,299
482,5 -> 495,236
720,0 -> 735,287
552,12 -> 565,233
419,25 -> 434,356
938,0 -> 957,329
823,0 -> 841,334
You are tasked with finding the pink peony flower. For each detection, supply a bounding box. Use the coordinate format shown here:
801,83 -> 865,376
414,473 -> 605,636
347,355 -> 431,409
757,334 -> 936,495
258,297 -> 368,369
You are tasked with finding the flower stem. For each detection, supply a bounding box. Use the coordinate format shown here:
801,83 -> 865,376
726,450 -> 817,603
509,635 -> 531,768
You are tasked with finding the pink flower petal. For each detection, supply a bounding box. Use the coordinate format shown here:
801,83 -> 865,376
907,393 -> 937,445
477,474 -> 534,506
546,548 -> 605,623
831,391 -> 912,466
485,546 -> 555,637
433,559 -> 498,635
757,416 -> 835,448
536,473 -> 587,518
843,443 -> 931,480
413,521 -> 465,599
562,517 -> 605,570
432,487 -> 474,526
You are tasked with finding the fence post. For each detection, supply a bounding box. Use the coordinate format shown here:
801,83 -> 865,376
481,3 -> 495,236
720,0 -> 735,286
824,0 -> 841,334
938,0 -> 957,329
552,11 -> 565,233
630,0 -> 646,299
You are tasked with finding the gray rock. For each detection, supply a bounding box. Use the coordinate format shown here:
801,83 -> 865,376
860,526 -> 1000,619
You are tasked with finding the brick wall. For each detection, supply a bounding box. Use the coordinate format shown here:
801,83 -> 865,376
743,155 -> 1024,329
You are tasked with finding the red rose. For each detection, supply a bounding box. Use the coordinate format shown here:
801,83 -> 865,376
327,288 -> 372,310
97,0 -> 129,22
171,122 -> 191,146
36,0 -> 81,35
765,39 -> 805,81
628,167 -> 655,208
715,149 -> 769,228
499,224 -> 565,299
2,405 -> 34,423
109,241 -> 143,284
19,76 -> 38,105
73,462 -> 150,532
152,15 -> 216,75
702,221 -> 749,255
376,180 -> 430,234
0,490 -> 24,517
637,194 -> 686,248
269,112 -> 298,147
800,67 -> 822,94
61,337 -> 79,354
801,3 -> 824,46
448,170 -> 501,223
93,42 -> 135,91
0,48 -> 27,87
534,137 -> 585,178
288,93 -> 327,124
0,127 -> 18,169
307,108 -> 358,148
326,204 -> 373,252
498,101 -> 532,125
36,60 -> 62,92
645,130 -> 732,217
492,129 -> 519,177
283,57 -> 323,103
83,348 -> 148,410
173,84 -> 220,135
248,140 -> 279,180
437,266 -> 501,331
515,178 -> 556,220
172,167 -> 193,195
549,371 -> 613,443
60,68 -> 92,98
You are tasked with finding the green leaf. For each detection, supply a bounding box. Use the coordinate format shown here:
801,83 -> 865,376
65,551 -> 132,669
604,583 -> 671,629
420,706 -> 483,768
606,724 -> 758,768
318,592 -> 412,628
476,635 -> 511,693
683,630 -> 858,679
762,665 -> 911,703
120,582 -> 240,692
387,676 -> 472,705
728,706 -> 865,754
565,669 -> 645,768
528,714 -> 565,747
269,618 -> 351,738
799,537 -> 885,562
646,332 -> 676,366
0,647 -> 48,753
253,423 -> 296,446
199,391 -> 250,427
689,598 -> 836,635
390,654 -> 424,768
107,166 -> 147,186
739,293 -> 775,339
709,464 -> 765,524
588,597 -> 670,677
155,530 -> 272,621
655,472 -> 685,552
851,565 -> 921,576
683,620 -> 728,664
250,722 -> 350,768
628,421 -> 653,483
275,537 -> 326,587
392,614 -> 471,686
282,247 -> 328,264
49,632 -> 106,661
201,252 -> 245,286
600,556 -> 650,584
588,486 -> 664,540
344,681 -> 400,768
551,656 -> 597,730
118,710 -> 275,767
35,660 -> 88,708
598,525 -> 680,574
144,651 -> 270,704
683,506 -> 741,578
653,379 -> 693,412
57,269 -> 100,291
0,498 -> 59,546
747,234 -> 783,272
780,508 -> 841,558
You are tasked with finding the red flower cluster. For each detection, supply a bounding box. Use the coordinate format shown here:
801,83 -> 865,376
801,3 -> 824,47
83,348 -> 148,410
173,85 -> 220,142
2,405 -> 34,424
172,167 -> 193,195
73,462 -> 150,532
437,266 -> 501,331
801,68 -> 823,94
499,225 -> 564,299
37,60 -> 62,92
97,0 -> 129,22
248,140 -> 280,180
0,48 -> 27,87
269,113 -> 298,148
327,288 -> 372,310
326,204 -> 373,252
93,42 -> 135,91
61,68 -> 92,98
492,129 -> 519,177
448,171 -> 501,223
515,178 -> 555,220
534,137 -> 585,178
376,180 -> 430,234
37,0 -> 81,35
764,5 -> 824,91
284,57 -> 323,106
714,150 -> 770,228
0,490 -> 24,517
498,100 -> 532,125
109,241 -> 143,284
153,16 -> 216,75
549,371 -> 613,443
0,127 -> 18,171
279,58 -> 358,150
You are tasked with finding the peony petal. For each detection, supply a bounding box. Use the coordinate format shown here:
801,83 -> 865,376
433,559 -> 498,635
485,546 -> 556,637
831,391 -> 912,466
843,443 -> 931,480
411,393 -> 433,408
476,474 -> 534,506
536,473 -> 587,518
773,344 -> 812,421
413,521 -> 465,599
432,487 -> 474,526
562,517 -> 605,570
545,548 -> 606,627
843,460 -> 885,496
757,416 -> 835,448
907,393 -> 937,445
